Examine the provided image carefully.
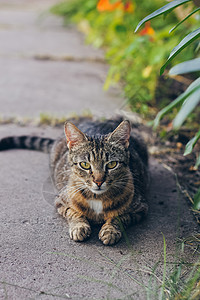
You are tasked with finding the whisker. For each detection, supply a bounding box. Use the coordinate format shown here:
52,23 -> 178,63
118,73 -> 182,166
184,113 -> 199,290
68,186 -> 86,198
56,169 -> 70,176
66,183 -> 87,197
67,183 -> 85,190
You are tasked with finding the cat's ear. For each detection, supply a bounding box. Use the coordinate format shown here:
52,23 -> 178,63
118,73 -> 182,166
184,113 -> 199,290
64,122 -> 87,149
107,120 -> 131,148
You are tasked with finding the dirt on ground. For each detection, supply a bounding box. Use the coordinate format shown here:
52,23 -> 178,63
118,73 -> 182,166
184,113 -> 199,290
145,123 -> 200,226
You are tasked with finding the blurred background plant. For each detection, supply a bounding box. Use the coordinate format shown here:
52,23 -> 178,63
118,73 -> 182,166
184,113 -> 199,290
135,0 -> 200,207
51,0 -> 197,116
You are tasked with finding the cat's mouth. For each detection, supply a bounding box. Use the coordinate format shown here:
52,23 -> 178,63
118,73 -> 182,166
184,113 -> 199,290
86,182 -> 108,195
89,185 -> 108,195
90,188 -> 106,195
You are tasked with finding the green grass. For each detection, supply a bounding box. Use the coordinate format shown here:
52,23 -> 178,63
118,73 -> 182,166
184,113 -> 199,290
46,234 -> 200,300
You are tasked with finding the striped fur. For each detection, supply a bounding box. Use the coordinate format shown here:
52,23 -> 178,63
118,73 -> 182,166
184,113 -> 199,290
0,136 -> 55,153
0,119 -> 149,245
52,119 -> 149,245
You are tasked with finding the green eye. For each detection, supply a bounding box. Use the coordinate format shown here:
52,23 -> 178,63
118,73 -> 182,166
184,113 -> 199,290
80,162 -> 91,170
107,161 -> 118,169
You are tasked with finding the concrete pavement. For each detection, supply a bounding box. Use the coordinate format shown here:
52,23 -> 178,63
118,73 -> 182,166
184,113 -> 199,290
0,0 -> 122,119
0,1 -> 199,299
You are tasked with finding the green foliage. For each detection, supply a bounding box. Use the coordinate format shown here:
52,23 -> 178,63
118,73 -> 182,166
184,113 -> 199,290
136,0 -> 200,208
153,79 -> 200,128
168,263 -> 200,300
173,79 -> 200,129
184,129 -> 200,155
145,232 -> 200,300
160,27 -> 200,74
135,0 -> 192,33
169,7 -> 200,33
169,58 -> 200,74
193,187 -> 200,209
51,0 -> 194,114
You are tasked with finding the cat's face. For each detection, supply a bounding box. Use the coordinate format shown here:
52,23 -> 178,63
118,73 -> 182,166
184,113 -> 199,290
65,121 -> 131,196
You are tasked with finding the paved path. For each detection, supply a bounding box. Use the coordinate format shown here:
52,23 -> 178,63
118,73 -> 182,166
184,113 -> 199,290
0,1 -> 199,300
0,0 -> 122,119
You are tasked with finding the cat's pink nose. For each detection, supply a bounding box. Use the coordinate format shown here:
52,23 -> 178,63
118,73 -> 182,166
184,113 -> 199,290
93,180 -> 103,187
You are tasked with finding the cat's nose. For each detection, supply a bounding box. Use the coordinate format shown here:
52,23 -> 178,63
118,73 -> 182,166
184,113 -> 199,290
93,179 -> 104,187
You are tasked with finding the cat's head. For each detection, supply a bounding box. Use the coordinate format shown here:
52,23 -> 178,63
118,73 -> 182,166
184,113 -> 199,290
64,120 -> 131,196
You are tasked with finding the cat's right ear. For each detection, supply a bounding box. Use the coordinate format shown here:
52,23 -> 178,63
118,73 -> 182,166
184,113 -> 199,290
64,122 -> 87,149
107,120 -> 131,148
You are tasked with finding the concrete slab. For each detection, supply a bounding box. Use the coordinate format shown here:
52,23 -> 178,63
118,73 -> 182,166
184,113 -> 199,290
0,57 -> 122,118
0,1 -> 199,299
0,8 -> 104,59
0,0 -> 122,119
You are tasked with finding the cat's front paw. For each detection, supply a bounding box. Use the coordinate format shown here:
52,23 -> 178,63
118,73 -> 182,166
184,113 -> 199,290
99,224 -> 122,245
69,222 -> 91,242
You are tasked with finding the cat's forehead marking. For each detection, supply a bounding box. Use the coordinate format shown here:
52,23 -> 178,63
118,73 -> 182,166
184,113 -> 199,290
86,137 -> 109,162
73,135 -> 125,164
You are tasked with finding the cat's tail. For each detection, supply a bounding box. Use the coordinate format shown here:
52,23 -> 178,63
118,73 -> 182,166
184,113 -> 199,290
0,136 -> 55,153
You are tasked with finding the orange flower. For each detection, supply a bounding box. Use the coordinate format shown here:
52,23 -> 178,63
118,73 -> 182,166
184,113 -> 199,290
124,2 -> 134,13
97,0 -> 122,12
97,0 -> 134,13
139,21 -> 155,37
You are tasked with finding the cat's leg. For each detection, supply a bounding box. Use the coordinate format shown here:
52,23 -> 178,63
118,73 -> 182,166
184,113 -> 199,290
99,201 -> 148,245
99,214 -> 132,245
66,208 -> 91,242
55,196 -> 91,242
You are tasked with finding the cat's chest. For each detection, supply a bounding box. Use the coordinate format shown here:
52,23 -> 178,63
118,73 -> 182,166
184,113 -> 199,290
87,199 -> 103,215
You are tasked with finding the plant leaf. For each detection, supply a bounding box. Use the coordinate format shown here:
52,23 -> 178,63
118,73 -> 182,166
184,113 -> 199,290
135,0 -> 191,33
173,78 -> 200,129
173,86 -> 200,129
195,153 -> 200,169
186,76 -> 200,91
193,188 -> 200,210
184,130 -> 200,156
153,80 -> 200,129
160,27 -> 200,74
169,7 -> 200,33
169,58 -> 200,75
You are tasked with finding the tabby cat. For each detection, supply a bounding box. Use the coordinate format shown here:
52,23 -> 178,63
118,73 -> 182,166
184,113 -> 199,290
0,118 -> 149,245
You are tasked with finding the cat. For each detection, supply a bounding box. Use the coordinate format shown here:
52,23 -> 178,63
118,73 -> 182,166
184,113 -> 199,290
0,118 -> 149,245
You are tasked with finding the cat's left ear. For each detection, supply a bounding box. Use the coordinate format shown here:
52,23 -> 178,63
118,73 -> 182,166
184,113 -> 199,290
107,120 -> 131,148
64,122 -> 87,149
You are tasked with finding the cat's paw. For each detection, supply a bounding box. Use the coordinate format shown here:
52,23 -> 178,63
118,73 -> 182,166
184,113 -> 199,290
69,222 -> 91,242
99,224 -> 122,245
